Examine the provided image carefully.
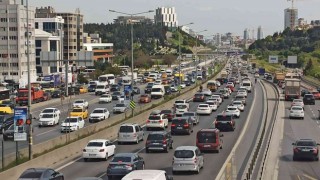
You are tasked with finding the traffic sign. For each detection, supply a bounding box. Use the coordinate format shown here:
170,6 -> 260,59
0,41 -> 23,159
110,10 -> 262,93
130,100 -> 136,109
178,85 -> 182,91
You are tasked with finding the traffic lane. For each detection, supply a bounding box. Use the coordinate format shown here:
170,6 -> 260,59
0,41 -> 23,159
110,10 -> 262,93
278,101 -> 320,180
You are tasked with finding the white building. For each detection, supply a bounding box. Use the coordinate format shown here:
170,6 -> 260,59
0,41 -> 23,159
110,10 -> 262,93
154,7 -> 178,28
243,28 -> 250,40
83,43 -> 113,63
181,26 -> 190,34
284,8 -> 298,30
257,26 -> 264,40
0,0 -> 37,86
215,33 -> 221,46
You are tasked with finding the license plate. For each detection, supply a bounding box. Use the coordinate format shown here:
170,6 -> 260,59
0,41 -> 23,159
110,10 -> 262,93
123,135 -> 130,137
114,166 -> 124,169
302,149 -> 310,152
177,127 -> 183,129
204,145 -> 211,147
89,154 -> 96,156
179,164 -> 185,166
153,143 -> 160,145
152,121 -> 158,123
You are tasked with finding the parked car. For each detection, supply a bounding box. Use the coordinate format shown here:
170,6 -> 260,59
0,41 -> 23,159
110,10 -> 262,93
292,139 -> 319,161
145,131 -> 173,153
172,146 -> 204,174
118,123 -> 144,144
82,139 -> 116,162
18,168 -> 64,180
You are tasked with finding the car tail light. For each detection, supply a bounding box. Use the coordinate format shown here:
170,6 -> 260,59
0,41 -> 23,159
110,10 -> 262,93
313,148 -> 318,154
194,157 -> 198,163
99,149 -> 104,152
125,164 -> 133,170
147,120 -> 150,123
183,123 -> 189,128
83,149 -> 86,152
171,124 -> 176,127
294,148 -> 299,153
214,121 -> 218,124
133,133 -> 137,137
146,140 -> 151,144
163,139 -> 167,144
159,120 -> 163,123
168,114 -> 172,118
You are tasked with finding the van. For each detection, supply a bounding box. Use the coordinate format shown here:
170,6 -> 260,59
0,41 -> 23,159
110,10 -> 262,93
118,123 -> 144,144
122,170 -> 173,180
95,82 -> 109,95
196,128 -> 223,152
241,80 -> 252,93
151,85 -> 165,99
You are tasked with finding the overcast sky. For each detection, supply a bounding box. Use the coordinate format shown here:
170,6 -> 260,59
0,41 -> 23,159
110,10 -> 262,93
30,0 -> 320,37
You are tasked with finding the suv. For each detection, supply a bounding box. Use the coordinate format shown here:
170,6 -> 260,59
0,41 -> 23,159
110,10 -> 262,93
174,103 -> 189,117
145,131 -> 173,153
196,128 -> 223,152
146,113 -> 168,131
0,114 -> 14,134
171,117 -> 194,135
214,113 -> 235,131
292,139 -> 319,161
172,146 -> 204,174
118,123 -> 144,144
303,94 -> 315,105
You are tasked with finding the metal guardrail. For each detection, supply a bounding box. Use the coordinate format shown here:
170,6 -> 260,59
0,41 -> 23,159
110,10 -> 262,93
301,76 -> 320,88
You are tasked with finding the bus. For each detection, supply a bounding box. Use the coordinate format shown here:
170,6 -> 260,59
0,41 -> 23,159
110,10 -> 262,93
98,74 -> 115,84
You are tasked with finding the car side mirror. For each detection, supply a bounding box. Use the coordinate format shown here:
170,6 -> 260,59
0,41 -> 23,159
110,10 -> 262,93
220,134 -> 224,137
292,143 -> 295,145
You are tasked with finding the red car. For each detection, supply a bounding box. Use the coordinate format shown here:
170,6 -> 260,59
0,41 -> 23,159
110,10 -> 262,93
196,128 -> 223,152
139,94 -> 151,103
312,91 -> 320,100
226,85 -> 234,92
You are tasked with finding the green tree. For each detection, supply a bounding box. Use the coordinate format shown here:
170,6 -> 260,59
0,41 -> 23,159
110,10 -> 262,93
162,54 -> 176,67
77,74 -> 88,84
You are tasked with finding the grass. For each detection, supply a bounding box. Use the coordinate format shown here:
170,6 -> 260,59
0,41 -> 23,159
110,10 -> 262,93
251,60 -> 281,73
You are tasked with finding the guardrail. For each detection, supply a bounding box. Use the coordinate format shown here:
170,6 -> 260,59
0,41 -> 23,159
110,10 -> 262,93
301,76 -> 320,88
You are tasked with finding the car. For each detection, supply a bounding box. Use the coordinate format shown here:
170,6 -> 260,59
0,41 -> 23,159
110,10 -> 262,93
182,111 -> 199,125
19,168 -> 64,180
266,74 -> 273,80
254,73 -> 259,78
79,85 -> 88,94
196,128 -> 223,152
312,91 -> 320,100
113,103 -> 128,114
205,100 -> 218,111
196,104 -> 212,115
119,95 -> 126,103
118,123 -> 144,144
201,89 -> 212,96
0,114 -> 13,134
184,80 -> 191,86
179,83 -> 186,89
39,108 -> 61,118
232,101 -> 245,111
170,84 -> 178,92
107,153 -> 145,179
133,86 -> 141,94
226,85 -> 235,92
164,85 -> 172,95
237,90 -> 248,97
89,108 -> 110,123
88,85 -> 97,92
3,124 -> 15,141
110,84 -> 120,92
303,94 -> 315,105
38,113 -> 60,127
291,99 -> 304,108
226,82 -> 234,87
60,117 -> 85,133
139,94 -> 151,103
218,89 -> 229,99
82,139 -> 116,162
174,103 -> 189,117
122,170 -> 173,180
69,107 -> 88,119
226,105 -> 240,118
211,95 -> 222,104
73,99 -> 89,109
154,80 -> 162,85
145,131 -> 173,153
193,93 -> 206,102
145,83 -> 154,94
146,113 -> 168,130
214,113 -> 235,131
234,96 -> 247,105
171,117 -> 194,135
112,91 -> 122,100
292,139 -> 319,161
160,109 -> 175,122
174,99 -> 189,109
99,94 -> 112,103
43,91 -> 52,101
51,90 -> 63,98
289,106 -> 304,119
172,146 -> 204,174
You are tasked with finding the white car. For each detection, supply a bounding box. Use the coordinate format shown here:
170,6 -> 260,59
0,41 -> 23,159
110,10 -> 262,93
206,100 -> 218,111
226,105 -> 241,118
196,104 -> 212,115
73,99 -> 89,109
291,99 -> 304,108
254,73 -> 259,78
146,113 -> 168,130
180,83 -> 186,89
99,94 -> 112,103
61,117 -> 85,132
211,95 -> 222,104
208,98 -> 220,106
175,103 -> 189,116
89,108 -> 110,123
171,85 -> 178,92
237,92 -> 247,98
154,80 -> 162,85
119,95 -> 126,103
232,101 -> 245,111
82,139 -> 116,162
237,90 -> 248,97
235,79 -> 240,84
202,89 -> 212,96
38,113 -> 60,127
174,100 -> 189,109
289,106 -> 304,119
215,81 -> 221,87
226,82 -> 234,87
39,108 -> 61,118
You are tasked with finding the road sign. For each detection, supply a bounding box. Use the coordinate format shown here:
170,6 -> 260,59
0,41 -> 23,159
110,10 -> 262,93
129,100 -> 136,109
178,85 -> 182,91
14,107 -> 27,141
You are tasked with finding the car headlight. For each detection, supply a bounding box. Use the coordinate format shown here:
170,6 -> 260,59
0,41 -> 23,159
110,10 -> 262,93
72,125 -> 77,127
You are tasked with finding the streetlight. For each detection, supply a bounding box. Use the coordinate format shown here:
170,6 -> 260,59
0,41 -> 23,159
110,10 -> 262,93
177,22 -> 193,91
194,29 -> 207,69
109,9 -> 153,115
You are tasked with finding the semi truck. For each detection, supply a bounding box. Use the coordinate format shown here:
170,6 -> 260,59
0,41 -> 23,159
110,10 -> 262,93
284,78 -> 301,101
16,87 -> 44,105
273,72 -> 285,84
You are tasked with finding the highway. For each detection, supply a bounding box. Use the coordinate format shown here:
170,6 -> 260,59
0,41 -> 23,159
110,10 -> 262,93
55,76 -> 266,180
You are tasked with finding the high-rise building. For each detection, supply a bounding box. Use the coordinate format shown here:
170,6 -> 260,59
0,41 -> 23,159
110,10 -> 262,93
0,0 -> 37,86
284,8 -> 298,30
215,33 -> 221,46
243,28 -> 250,40
154,7 -> 178,28
257,26 -> 264,40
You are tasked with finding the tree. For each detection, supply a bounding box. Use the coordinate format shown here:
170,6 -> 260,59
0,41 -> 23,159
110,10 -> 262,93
77,74 -> 88,84
162,54 -> 176,67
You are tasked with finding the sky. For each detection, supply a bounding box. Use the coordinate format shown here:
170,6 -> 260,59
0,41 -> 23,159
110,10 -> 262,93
30,0 -> 320,37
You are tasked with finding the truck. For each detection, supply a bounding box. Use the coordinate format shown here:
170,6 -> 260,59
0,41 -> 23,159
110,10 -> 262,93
43,73 -> 61,87
284,78 -> 301,101
258,68 -> 265,76
273,72 -> 285,84
16,87 -> 44,105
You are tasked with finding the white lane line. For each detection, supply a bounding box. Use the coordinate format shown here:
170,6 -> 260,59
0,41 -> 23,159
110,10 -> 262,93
55,157 -> 82,171
35,129 -> 57,136
98,172 -> 106,178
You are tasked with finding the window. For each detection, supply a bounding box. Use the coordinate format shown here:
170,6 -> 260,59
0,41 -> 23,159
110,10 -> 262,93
0,27 -> 6,31
9,27 -> 17,31
36,49 -> 41,56
8,18 -> 16,22
35,22 -> 38,29
36,58 -> 40,65
35,40 -> 41,47
0,18 -> 7,22
10,72 -> 18,75
1,36 -> 8,40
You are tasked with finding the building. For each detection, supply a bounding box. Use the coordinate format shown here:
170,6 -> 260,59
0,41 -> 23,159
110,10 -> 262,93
257,26 -> 264,40
243,28 -> 250,40
215,33 -> 221,46
0,0 -> 37,86
113,16 -> 153,25
83,33 -> 102,43
154,7 -> 178,28
311,20 -> 320,27
181,26 -> 191,34
284,8 -> 298,30
83,43 -> 113,63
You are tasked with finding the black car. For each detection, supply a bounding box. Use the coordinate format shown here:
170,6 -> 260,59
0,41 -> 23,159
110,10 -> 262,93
266,74 -> 273,80
171,117 -> 194,135
110,84 -> 120,92
292,139 -> 319,161
133,87 -> 140,94
301,89 -> 311,97
19,168 -> 64,180
145,84 -> 153,94
184,80 -> 191,86
112,91 -> 121,100
164,85 -> 172,95
3,124 -> 33,141
0,114 -> 14,134
193,93 -> 206,102
160,109 -> 175,121
214,113 -> 235,131
68,86 -> 80,95
88,85 -> 97,92
303,94 -> 315,105
145,131 -> 173,153
51,90 -> 63,98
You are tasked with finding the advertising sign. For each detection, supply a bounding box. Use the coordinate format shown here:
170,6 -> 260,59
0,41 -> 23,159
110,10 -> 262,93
269,56 -> 279,63
288,56 -> 298,64
14,107 -> 27,141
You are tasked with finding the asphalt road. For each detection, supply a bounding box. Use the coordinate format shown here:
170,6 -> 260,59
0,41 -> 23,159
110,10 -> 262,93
57,77 -> 264,180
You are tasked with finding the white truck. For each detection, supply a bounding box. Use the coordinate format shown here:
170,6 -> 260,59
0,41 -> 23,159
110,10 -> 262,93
151,85 -> 165,99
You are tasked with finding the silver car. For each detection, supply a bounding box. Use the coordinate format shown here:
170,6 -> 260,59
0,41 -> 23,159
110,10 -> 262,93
118,123 -> 144,144
182,112 -> 199,125
113,103 -> 128,114
172,146 -> 204,174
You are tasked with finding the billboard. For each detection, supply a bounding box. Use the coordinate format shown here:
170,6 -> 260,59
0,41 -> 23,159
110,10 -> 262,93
288,56 -> 298,64
269,56 -> 278,63
14,107 -> 27,141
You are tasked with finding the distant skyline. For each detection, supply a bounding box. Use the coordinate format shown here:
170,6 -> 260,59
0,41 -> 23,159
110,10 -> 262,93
30,0 -> 320,37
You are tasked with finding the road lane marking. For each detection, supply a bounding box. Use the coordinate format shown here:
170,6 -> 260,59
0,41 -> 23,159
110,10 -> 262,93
98,172 -> 106,178
302,174 -> 318,180
55,157 -> 82,171
297,175 -> 301,180
36,129 -> 57,136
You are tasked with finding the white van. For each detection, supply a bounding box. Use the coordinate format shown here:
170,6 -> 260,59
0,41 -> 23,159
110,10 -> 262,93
241,80 -> 252,93
122,170 -> 173,180
151,85 -> 165,99
95,82 -> 109,95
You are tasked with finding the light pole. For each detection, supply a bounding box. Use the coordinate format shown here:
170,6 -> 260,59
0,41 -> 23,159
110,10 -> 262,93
109,10 -> 154,99
177,22 -> 193,91
203,34 -> 215,67
194,30 -> 207,69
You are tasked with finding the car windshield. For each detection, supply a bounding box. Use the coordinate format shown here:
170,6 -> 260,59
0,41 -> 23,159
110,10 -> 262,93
74,100 -> 84,103
183,112 -> 195,117
175,100 -> 184,104
199,105 -> 208,108
228,107 -> 237,111
41,114 -> 54,118
101,94 -> 110,97
20,171 -> 43,178
93,110 -> 104,113
217,115 -> 232,121
96,85 -> 105,89
242,83 -> 251,86
72,109 -> 83,112
305,95 -> 313,98
293,99 -> 302,102
296,141 -> 315,146
152,88 -> 162,92
87,142 -> 103,147
195,94 -> 203,97
174,150 -> 194,158
64,118 -> 78,123
112,156 -> 132,162
160,110 -> 171,114
42,109 -> 54,113
113,92 -> 121,95
141,95 -> 148,98
119,126 -> 133,133
233,101 -> 242,105
147,134 -> 164,140
115,104 -> 125,107
176,105 -> 187,109
149,115 -> 161,120
198,132 -> 216,143
172,119 -> 187,124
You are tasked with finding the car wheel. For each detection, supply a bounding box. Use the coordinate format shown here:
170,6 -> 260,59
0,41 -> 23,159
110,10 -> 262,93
103,153 -> 108,161
172,171 -> 177,175
136,138 -> 139,144
146,148 -> 150,153
38,125 -> 41,128
195,166 -> 200,174
107,175 -> 112,179
118,141 -> 122,145
170,143 -> 173,149
293,156 -> 297,161
84,158 -> 88,162
315,157 -> 319,161
164,146 -> 168,153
